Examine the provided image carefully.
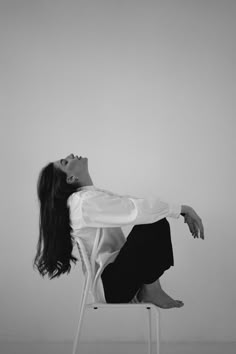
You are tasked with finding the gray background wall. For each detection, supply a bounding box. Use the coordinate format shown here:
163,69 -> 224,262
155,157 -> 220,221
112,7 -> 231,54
1,0 -> 235,345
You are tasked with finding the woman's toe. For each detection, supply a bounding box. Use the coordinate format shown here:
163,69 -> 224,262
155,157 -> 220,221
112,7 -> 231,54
176,300 -> 184,304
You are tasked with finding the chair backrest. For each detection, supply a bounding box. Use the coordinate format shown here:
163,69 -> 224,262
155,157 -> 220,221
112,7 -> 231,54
74,237 -> 98,303
74,237 -> 92,280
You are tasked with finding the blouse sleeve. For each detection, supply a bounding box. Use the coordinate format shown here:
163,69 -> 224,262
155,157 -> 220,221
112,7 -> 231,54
69,190 -> 181,229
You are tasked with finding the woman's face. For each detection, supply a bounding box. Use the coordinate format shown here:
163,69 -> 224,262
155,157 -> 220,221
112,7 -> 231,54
54,153 -> 88,182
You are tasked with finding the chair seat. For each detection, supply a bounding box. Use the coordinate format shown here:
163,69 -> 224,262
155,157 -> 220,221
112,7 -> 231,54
86,302 -> 157,309
86,292 -> 158,309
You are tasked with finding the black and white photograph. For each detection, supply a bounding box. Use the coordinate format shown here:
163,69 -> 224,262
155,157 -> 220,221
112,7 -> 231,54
0,1 -> 235,353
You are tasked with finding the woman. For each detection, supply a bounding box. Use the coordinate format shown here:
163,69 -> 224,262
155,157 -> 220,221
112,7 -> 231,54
34,153 -> 204,309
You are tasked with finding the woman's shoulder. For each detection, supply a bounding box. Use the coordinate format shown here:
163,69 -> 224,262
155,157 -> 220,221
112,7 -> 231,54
67,187 -> 108,206
67,185 -> 128,206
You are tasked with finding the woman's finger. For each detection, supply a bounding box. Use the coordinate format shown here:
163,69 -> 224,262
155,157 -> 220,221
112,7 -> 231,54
199,219 -> 205,239
186,216 -> 200,239
192,212 -> 205,239
193,217 -> 204,239
186,218 -> 196,238
193,221 -> 199,238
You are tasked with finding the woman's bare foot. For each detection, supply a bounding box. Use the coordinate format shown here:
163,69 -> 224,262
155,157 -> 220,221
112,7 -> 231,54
137,280 -> 184,309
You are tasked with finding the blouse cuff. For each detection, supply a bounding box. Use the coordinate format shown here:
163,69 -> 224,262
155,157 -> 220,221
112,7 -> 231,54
168,203 -> 182,218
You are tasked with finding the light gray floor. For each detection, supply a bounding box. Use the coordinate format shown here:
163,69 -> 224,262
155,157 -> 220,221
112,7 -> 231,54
0,341 -> 236,354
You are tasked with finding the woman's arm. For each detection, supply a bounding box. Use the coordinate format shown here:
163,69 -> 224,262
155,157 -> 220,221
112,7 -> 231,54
69,190 -> 181,229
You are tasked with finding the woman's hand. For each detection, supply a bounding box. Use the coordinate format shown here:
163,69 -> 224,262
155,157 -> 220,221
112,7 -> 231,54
181,205 -> 205,239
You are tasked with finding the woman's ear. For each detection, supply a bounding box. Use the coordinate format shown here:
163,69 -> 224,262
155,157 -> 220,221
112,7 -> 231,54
66,175 -> 78,184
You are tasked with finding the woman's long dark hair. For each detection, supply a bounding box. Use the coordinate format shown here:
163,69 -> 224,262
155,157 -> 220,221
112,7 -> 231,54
33,162 -> 80,279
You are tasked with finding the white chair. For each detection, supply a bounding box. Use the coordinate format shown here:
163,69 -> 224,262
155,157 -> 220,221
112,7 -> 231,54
72,237 -> 161,354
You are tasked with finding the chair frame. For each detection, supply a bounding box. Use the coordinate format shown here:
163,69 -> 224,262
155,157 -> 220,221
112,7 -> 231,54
72,237 -> 161,354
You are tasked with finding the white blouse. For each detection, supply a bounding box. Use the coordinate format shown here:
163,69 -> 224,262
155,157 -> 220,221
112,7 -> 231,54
67,185 -> 181,303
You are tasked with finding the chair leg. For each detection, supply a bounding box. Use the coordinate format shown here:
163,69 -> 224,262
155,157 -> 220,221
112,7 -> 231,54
153,307 -> 161,354
72,276 -> 91,354
147,307 -> 152,354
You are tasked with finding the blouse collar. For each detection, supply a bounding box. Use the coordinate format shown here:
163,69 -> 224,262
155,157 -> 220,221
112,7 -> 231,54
77,185 -> 97,191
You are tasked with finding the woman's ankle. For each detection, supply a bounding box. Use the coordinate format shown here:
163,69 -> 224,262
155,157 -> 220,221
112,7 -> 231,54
137,279 -> 162,301
143,278 -> 162,291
